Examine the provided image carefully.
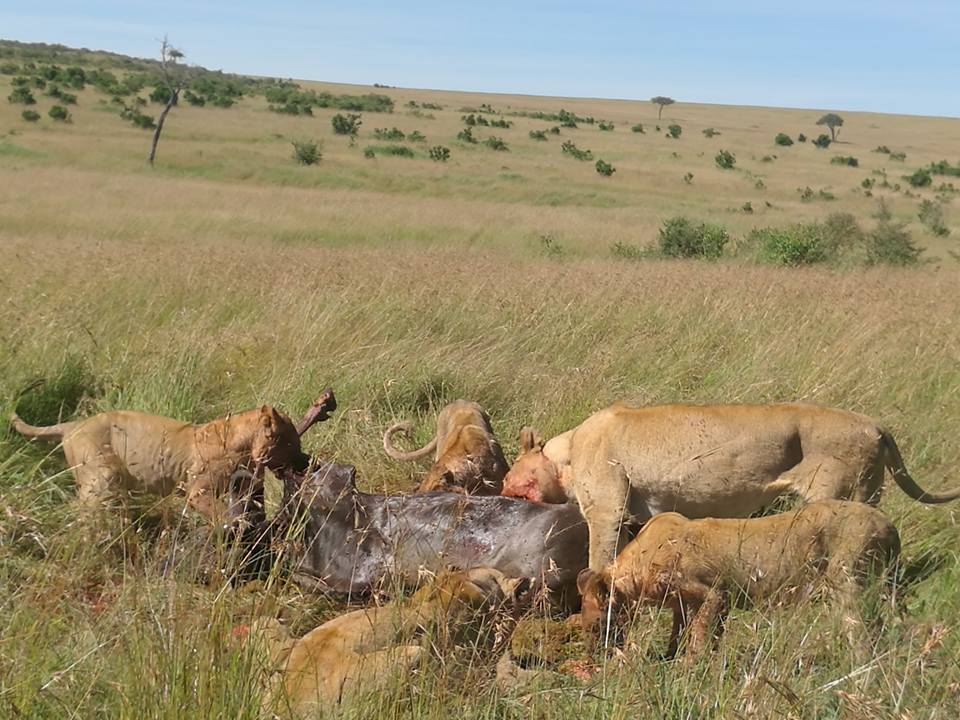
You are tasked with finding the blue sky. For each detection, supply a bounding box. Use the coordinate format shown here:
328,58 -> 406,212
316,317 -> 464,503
3,1 -> 959,117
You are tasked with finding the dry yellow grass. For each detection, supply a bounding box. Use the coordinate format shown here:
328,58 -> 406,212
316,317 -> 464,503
2,64 -> 960,718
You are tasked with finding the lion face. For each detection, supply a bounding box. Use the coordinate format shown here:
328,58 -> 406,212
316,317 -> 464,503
251,405 -> 310,473
501,431 -> 565,502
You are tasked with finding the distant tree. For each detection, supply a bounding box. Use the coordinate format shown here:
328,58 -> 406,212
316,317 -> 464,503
816,113 -> 844,142
148,38 -> 187,166
651,96 -> 675,120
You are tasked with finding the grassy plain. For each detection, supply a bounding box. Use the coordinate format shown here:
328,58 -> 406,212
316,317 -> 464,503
1,56 -> 960,719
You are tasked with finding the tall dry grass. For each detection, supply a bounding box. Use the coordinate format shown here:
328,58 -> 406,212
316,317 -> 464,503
1,236 -> 959,717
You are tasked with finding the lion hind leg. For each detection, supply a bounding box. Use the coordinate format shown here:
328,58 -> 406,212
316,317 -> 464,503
777,456 -> 872,505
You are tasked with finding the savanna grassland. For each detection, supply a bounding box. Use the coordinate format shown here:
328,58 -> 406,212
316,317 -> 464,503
1,42 -> 960,719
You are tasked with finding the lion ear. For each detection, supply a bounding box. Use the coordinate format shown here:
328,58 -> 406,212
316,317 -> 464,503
260,405 -> 278,432
519,427 -> 543,453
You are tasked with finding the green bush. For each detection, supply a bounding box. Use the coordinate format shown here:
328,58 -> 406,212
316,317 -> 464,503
529,130 -> 547,141
461,113 -> 489,127
918,200 -> 950,236
774,132 -> 793,146
548,126 -> 561,135
408,131 -> 426,142
0,62 -> 18,74
683,172 -> 694,184
714,149 -> 736,169
865,220 -> 922,265
366,144 -> 415,157
904,168 -> 932,187
873,145 -> 891,154
183,90 -> 205,106
48,104 -> 70,121
598,121 -> 614,131
666,124 -> 682,139
428,145 -> 450,161
484,136 -> 509,151
457,127 -> 476,144
797,133 -> 807,142
490,118 -> 512,129
8,86 -> 36,104
374,127 -> 405,141
658,217 -> 729,259
363,147 -> 376,158
595,159 -> 615,176
561,141 -> 592,161
631,123 -> 645,133
812,134 -> 831,149
211,96 -> 234,108
702,127 -> 720,138
58,91 -> 77,105
21,109 -> 40,122
929,159 -> 960,177
291,139 -> 322,165
149,85 -> 173,104
754,225 -> 828,265
830,155 -> 859,167
331,113 -> 362,137
889,152 -> 906,161
610,241 -> 650,260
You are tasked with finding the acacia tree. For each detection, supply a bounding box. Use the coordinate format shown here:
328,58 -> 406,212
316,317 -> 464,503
148,38 -> 187,165
651,96 -> 675,120
816,113 -> 844,142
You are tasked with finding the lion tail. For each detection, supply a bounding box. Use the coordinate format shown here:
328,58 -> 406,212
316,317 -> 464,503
9,412 -> 77,441
882,428 -> 960,504
383,420 -> 437,462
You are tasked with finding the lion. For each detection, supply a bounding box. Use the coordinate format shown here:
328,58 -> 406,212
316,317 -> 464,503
577,499 -> 900,659
10,392 -> 335,525
501,402 -> 960,570
251,567 -> 531,715
383,400 -> 509,495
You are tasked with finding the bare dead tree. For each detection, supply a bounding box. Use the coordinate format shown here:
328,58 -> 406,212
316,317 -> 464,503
148,38 -> 186,166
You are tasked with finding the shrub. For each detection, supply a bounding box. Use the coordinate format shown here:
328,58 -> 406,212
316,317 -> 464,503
631,123 -> 645,133
754,178 -> 765,189
58,92 -> 77,105
918,200 -> 950,236
548,126 -> 561,135
457,127 -> 477,144
683,172 -> 694,184
291,139 -> 322,165
774,132 -> 793,146
865,220 -> 922,265
149,85 -> 173,104
21,109 -> 40,122
741,201 -> 754,213
529,130 -> 547,141
598,121 -> 614,131
889,152 -> 906,161
366,144 -> 415,157
754,225 -> 828,265
408,130 -> 426,142
929,159 -> 960,176
714,149 -> 736,169
873,145 -> 891,154
702,128 -> 720,138
490,118 -> 512,128
561,141 -> 592,161
818,189 -> 836,201
799,186 -> 815,202
8,86 -> 36,104
666,124 -> 682,139
538,234 -> 564,257
462,113 -> 489,127
904,168 -> 932,188
812,134 -> 831,149
128,111 -> 155,129
363,147 -> 376,158
331,113 -> 362,137
48,105 -> 70,121
0,62 -> 18,74
830,155 -> 859,167
797,133 -> 807,142
183,90 -> 205,106
761,155 -> 775,163
821,212 -> 864,255
595,159 -> 615,176
211,96 -> 234,108
374,127 -> 405,141
484,136 -> 508,151
658,217 -> 729,259
429,145 -> 450,161
862,178 -> 875,189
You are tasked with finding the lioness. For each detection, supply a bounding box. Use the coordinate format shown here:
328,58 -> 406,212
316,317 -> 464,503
255,567 -> 530,714
501,402 -> 960,570
383,400 -> 509,495
10,394 -> 334,525
577,499 -> 900,659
